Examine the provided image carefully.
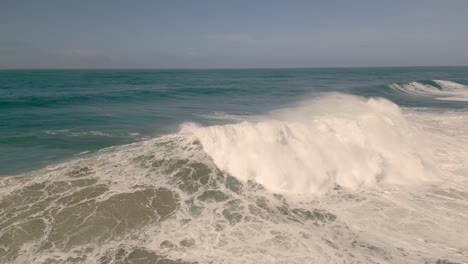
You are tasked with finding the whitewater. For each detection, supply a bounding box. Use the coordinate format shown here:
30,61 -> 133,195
1,69 -> 468,263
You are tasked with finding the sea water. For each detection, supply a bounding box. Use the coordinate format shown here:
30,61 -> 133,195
1,67 -> 467,263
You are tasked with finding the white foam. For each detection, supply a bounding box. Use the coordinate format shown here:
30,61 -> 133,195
390,81 -> 441,96
42,129 -> 70,135
436,96 -> 468,101
196,111 -> 249,121
182,94 -> 438,195
390,80 -> 468,101
434,80 -> 468,91
74,150 -> 90,156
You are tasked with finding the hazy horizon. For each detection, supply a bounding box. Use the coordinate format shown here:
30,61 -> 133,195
2,66 -> 468,71
2,0 -> 468,69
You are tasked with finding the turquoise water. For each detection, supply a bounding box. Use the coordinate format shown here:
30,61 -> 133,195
1,67 -> 468,263
2,67 -> 467,175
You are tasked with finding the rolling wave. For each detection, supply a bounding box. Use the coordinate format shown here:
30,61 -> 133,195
183,94 -> 437,195
388,80 -> 468,101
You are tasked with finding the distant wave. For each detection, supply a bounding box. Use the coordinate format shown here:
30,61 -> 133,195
195,112 -> 251,122
43,130 -> 112,137
388,80 -> 468,101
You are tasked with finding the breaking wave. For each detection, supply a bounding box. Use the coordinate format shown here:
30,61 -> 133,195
183,94 -> 437,195
389,80 -> 468,101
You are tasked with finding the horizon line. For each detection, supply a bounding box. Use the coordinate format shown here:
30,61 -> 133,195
1,65 -> 468,71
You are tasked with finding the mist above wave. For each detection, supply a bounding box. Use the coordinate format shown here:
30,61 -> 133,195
183,94 -> 438,195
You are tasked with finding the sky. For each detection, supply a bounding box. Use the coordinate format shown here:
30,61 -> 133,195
1,0 -> 468,69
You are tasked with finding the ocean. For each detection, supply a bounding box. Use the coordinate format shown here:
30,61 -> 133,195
1,67 -> 467,263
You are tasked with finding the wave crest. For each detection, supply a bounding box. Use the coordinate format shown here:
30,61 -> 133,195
389,80 -> 468,101
182,94 -> 437,195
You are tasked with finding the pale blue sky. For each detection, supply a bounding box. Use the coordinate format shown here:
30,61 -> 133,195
1,0 -> 467,68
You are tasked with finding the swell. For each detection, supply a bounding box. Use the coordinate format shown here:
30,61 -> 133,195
0,87 -> 244,109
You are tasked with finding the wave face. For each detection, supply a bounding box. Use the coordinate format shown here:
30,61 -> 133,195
2,93 -> 468,263
183,94 -> 436,195
388,80 -> 468,101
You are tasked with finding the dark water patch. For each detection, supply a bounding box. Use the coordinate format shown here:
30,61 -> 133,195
222,199 -> 244,224
171,162 -> 215,194
67,166 -> 95,178
351,240 -> 391,261
197,190 -> 229,203
160,240 -> 176,250
225,175 -> 242,193
434,259 -> 461,264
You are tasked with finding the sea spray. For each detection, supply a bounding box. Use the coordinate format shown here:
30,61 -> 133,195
183,94 -> 437,195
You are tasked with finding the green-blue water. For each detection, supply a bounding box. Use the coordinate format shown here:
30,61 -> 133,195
1,67 -> 467,176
